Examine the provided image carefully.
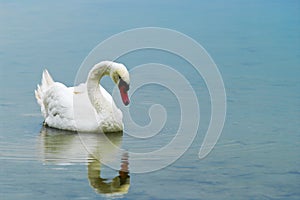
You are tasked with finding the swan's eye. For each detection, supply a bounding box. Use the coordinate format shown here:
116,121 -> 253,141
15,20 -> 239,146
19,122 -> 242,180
118,75 -> 121,80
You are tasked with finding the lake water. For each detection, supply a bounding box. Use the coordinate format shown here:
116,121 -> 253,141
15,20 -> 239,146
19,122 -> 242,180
1,1 -> 299,199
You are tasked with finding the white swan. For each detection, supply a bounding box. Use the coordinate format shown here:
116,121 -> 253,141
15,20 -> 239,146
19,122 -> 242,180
35,61 -> 130,133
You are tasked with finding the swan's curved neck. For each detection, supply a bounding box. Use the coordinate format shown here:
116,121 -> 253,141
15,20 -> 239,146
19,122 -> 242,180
86,61 -> 114,113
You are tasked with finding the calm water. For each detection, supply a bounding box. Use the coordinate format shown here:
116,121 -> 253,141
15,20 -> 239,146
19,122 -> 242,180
1,1 -> 300,199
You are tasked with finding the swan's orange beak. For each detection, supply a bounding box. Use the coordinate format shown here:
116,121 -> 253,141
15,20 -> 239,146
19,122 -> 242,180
118,79 -> 130,106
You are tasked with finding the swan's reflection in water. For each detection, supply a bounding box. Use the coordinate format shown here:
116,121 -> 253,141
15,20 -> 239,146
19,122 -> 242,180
38,126 -> 130,197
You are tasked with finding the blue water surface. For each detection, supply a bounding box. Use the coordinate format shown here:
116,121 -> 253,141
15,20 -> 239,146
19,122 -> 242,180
1,0 -> 299,199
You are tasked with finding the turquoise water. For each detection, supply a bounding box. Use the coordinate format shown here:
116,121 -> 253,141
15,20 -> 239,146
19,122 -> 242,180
1,1 -> 299,199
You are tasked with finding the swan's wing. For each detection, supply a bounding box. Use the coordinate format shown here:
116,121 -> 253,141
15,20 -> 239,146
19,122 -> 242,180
35,70 -> 77,130
43,82 -> 76,130
35,69 -> 54,118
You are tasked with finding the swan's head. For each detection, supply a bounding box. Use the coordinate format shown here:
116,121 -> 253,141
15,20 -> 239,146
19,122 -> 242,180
110,63 -> 130,106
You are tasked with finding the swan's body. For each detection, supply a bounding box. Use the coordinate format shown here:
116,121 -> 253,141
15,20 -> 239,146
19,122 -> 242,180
35,61 -> 130,133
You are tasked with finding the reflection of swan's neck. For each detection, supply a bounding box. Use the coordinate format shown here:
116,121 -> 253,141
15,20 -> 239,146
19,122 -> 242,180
88,153 -> 130,195
86,61 -> 114,113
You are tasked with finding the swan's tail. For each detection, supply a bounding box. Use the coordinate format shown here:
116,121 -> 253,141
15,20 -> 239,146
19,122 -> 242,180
35,69 -> 54,117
